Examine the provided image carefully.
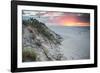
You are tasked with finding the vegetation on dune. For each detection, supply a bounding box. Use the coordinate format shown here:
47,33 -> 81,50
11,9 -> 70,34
23,18 -> 63,46
22,18 -> 64,61
22,48 -> 37,62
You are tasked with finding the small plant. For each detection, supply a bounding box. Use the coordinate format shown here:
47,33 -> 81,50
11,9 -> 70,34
22,48 -> 37,62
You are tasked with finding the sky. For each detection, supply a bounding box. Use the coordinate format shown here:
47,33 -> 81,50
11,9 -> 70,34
22,10 -> 90,26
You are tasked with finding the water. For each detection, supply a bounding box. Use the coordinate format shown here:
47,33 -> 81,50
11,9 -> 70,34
48,26 -> 90,60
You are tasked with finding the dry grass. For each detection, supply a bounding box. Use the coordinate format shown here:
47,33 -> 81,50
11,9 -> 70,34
22,48 -> 37,62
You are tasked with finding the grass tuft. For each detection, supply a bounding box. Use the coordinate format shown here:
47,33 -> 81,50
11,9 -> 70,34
22,48 -> 37,62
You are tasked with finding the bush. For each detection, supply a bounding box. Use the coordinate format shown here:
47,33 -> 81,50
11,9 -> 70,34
22,48 -> 37,62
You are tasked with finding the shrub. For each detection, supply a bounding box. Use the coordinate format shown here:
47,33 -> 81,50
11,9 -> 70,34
22,48 -> 37,62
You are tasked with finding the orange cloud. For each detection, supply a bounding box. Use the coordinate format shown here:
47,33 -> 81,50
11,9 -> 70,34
53,16 -> 90,26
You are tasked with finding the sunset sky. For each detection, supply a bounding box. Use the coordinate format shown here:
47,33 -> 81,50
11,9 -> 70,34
23,10 -> 90,26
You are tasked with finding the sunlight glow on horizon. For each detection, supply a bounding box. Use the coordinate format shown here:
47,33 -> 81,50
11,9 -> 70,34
54,16 -> 90,26
62,22 -> 90,26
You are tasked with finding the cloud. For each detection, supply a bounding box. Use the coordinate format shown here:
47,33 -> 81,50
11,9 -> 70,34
42,12 -> 64,17
22,10 -> 90,26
